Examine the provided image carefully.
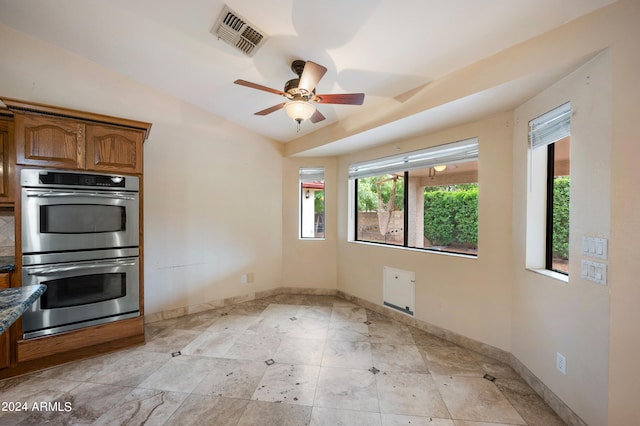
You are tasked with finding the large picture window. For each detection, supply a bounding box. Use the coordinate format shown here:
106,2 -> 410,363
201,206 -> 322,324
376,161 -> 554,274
350,139 -> 479,256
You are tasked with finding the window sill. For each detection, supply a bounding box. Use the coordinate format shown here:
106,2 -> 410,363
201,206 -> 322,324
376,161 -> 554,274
526,268 -> 569,283
299,238 -> 326,241
349,240 -> 477,260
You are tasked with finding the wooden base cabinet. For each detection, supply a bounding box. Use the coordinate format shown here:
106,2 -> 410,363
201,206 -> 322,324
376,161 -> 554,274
0,273 -> 10,369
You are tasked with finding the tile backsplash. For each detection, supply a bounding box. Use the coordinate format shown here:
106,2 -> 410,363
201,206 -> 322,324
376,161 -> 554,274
0,211 -> 15,256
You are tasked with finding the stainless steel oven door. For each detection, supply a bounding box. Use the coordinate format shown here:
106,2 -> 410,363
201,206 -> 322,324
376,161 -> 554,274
22,187 -> 139,254
22,250 -> 140,339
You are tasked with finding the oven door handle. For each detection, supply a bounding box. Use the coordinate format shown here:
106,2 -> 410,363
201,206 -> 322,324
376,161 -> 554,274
25,260 -> 138,276
25,190 -> 136,201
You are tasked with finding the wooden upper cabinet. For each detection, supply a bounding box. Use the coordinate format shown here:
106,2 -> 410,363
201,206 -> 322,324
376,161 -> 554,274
0,119 -> 13,202
1,97 -> 151,175
86,125 -> 143,174
15,114 -> 85,169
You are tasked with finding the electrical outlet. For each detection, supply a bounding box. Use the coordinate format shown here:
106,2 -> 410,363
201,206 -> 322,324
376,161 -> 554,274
240,274 -> 247,284
556,352 -> 567,375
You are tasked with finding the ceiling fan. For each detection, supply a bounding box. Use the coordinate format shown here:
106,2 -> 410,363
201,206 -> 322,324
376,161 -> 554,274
234,60 -> 365,129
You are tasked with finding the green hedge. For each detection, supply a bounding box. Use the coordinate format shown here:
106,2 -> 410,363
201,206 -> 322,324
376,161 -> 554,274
552,177 -> 570,259
423,179 -> 569,256
424,185 -> 478,247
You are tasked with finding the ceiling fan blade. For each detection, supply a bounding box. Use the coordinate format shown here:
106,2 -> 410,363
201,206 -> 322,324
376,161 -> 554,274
310,109 -> 325,123
315,93 -> 365,105
255,103 -> 286,116
298,61 -> 327,94
234,79 -> 285,96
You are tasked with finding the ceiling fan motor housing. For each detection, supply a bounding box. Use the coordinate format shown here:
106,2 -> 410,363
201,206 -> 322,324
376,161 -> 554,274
284,78 -> 314,99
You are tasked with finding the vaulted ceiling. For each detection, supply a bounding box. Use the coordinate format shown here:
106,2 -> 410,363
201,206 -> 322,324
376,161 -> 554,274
0,0 -> 615,155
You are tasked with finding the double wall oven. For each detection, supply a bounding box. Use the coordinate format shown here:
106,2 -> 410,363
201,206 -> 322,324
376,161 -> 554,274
21,169 -> 140,339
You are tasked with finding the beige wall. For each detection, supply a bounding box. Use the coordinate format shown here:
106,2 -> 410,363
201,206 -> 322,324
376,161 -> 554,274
513,51 -> 611,426
282,157 -> 338,289
0,24 -> 284,315
336,113 -> 514,351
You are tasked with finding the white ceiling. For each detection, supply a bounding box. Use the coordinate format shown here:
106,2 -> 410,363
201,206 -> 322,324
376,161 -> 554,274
0,0 -> 615,155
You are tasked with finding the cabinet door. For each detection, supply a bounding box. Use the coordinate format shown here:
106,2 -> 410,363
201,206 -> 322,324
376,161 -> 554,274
0,120 -> 13,202
86,124 -> 143,174
0,273 -> 10,369
14,114 -> 85,169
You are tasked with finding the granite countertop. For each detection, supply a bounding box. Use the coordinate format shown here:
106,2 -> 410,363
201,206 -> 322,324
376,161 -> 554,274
0,285 -> 46,334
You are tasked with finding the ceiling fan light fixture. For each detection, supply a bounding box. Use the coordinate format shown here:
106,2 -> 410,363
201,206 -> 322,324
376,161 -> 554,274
434,165 -> 447,172
284,100 -> 316,124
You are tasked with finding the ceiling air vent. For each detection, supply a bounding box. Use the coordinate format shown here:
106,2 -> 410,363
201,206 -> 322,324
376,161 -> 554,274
211,5 -> 267,57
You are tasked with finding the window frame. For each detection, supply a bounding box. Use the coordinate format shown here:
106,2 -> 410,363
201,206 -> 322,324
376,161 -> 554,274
299,167 -> 325,240
526,102 -> 571,277
350,139 -> 479,257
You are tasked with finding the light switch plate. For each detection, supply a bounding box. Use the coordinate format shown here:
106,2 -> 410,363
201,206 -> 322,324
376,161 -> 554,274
582,236 -> 608,260
581,259 -> 607,285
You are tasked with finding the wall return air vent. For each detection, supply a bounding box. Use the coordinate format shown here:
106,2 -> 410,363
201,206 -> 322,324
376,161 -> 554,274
211,5 -> 267,57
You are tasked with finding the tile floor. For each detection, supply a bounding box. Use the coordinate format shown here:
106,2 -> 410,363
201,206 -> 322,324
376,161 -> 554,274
0,294 -> 566,425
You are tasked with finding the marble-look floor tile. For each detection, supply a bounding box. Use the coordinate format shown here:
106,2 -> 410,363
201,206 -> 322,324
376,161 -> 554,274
249,316 -> 297,335
267,294 -> 307,305
366,309 -> 394,324
206,314 -> 260,333
369,322 -> 415,344
92,388 -> 188,426
453,421 -> 524,426
419,344 -> 485,377
477,358 -> 522,381
173,311 -> 220,331
22,382 -> 131,425
410,328 -> 455,347
300,295 -> 340,307
1,295 -> 567,426
371,343 -> 427,373
87,350 -> 170,387
288,318 -> 329,340
252,363 -> 320,406
29,352 -> 117,382
330,306 -> 368,322
433,375 -> 526,425
192,358 -> 267,399
296,305 -> 333,320
138,328 -> 200,354
310,407 -> 382,426
376,371 -> 450,418
180,330 -> 238,357
225,301 -> 269,316
327,321 -> 370,342
138,355 -> 217,393
495,378 -> 566,426
273,337 -> 326,365
314,366 -> 379,412
164,394 -> 249,426
224,329 -> 282,361
0,377 -> 80,425
321,340 -> 373,369
261,303 -> 302,317
237,400 -> 312,426
381,414 -> 455,425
